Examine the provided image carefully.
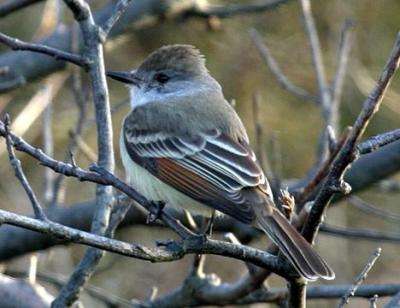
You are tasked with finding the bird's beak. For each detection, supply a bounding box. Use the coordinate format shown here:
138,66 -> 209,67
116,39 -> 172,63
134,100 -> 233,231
106,70 -> 142,86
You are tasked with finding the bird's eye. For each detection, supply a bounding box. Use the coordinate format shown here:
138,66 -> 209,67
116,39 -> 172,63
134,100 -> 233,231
154,72 -> 170,84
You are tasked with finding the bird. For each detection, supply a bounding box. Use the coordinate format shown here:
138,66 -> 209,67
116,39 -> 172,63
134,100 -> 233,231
106,44 -> 335,281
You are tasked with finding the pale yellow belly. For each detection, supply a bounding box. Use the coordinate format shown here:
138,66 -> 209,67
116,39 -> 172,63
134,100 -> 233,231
120,135 -> 214,217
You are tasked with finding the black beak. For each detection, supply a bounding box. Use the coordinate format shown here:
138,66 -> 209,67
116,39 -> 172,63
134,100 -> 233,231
106,70 -> 141,86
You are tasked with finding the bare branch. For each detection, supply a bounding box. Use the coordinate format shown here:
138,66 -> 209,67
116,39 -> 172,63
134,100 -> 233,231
51,0 -> 116,304
320,224 -> 400,243
0,208 -> 286,275
299,0 -> 330,111
348,195 -> 400,224
42,92 -> 54,205
3,115 -> 47,221
249,28 -> 316,102
144,280 -> 400,306
100,0 -> 134,40
0,32 -> 86,67
338,248 -> 382,307
236,284 -> 400,305
299,0 -> 333,165
302,32 -> 400,243
330,19 -> 354,133
358,128 -> 400,155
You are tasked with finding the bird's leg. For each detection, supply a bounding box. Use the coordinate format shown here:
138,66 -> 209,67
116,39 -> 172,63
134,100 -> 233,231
190,211 -> 216,276
183,209 -> 199,232
147,200 -> 166,223
204,210 -> 216,237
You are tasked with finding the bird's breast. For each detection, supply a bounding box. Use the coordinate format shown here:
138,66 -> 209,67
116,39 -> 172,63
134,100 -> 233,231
119,133 -> 215,217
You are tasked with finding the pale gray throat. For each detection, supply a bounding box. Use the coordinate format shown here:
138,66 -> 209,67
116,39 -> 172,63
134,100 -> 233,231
128,77 -> 221,109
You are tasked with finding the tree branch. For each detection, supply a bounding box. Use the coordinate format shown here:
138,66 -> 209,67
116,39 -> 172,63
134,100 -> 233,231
338,248 -> 382,307
358,128 -> 400,155
52,0 -> 116,305
3,115 -> 47,220
320,224 -> 400,243
303,32 -> 400,243
299,0 -> 332,163
0,208 -> 285,276
348,195 -> 400,224
0,32 -> 86,67
236,284 -> 400,305
330,19 -> 354,134
100,0 -> 134,40
249,28 -> 316,102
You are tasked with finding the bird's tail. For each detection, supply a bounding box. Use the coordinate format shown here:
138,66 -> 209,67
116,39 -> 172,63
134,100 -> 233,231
256,201 -> 335,281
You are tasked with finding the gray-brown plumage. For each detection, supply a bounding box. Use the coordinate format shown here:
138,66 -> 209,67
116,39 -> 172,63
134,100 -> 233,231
107,44 -> 335,281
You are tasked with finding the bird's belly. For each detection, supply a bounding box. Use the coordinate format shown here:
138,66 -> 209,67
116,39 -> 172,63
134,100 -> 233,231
120,139 -> 214,217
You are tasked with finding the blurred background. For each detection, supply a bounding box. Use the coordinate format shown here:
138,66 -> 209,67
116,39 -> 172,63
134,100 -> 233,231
0,0 -> 399,306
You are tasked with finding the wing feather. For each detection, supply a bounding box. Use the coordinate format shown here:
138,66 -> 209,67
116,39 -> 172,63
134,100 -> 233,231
123,127 -> 270,224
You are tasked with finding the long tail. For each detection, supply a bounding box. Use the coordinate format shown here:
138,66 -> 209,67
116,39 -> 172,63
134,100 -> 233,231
256,203 -> 335,281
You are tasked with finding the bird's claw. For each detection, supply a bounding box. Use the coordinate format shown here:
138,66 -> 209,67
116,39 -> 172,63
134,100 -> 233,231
146,200 -> 166,223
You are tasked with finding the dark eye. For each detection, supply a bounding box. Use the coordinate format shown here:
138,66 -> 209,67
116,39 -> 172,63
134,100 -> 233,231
154,72 -> 170,84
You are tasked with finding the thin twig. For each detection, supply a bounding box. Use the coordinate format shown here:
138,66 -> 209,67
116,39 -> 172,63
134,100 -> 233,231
327,125 -> 337,154
338,248 -> 382,307
357,128 -> 400,155
100,0 -> 134,40
236,284 -> 400,305
3,115 -> 47,221
50,42 -> 89,206
249,28 -> 316,102
330,19 -> 354,134
0,32 -> 86,67
299,0 -> 332,164
302,32 -> 400,243
42,91 -> 54,205
348,195 -> 400,224
320,224 -> 400,243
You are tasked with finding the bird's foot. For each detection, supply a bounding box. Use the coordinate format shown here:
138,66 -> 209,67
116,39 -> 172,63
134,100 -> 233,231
147,200 -> 166,223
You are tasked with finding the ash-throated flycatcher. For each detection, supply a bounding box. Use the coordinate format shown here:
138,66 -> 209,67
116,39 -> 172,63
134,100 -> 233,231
107,45 -> 334,281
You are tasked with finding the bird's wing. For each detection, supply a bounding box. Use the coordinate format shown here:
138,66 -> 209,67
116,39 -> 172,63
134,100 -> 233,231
123,127 -> 272,224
